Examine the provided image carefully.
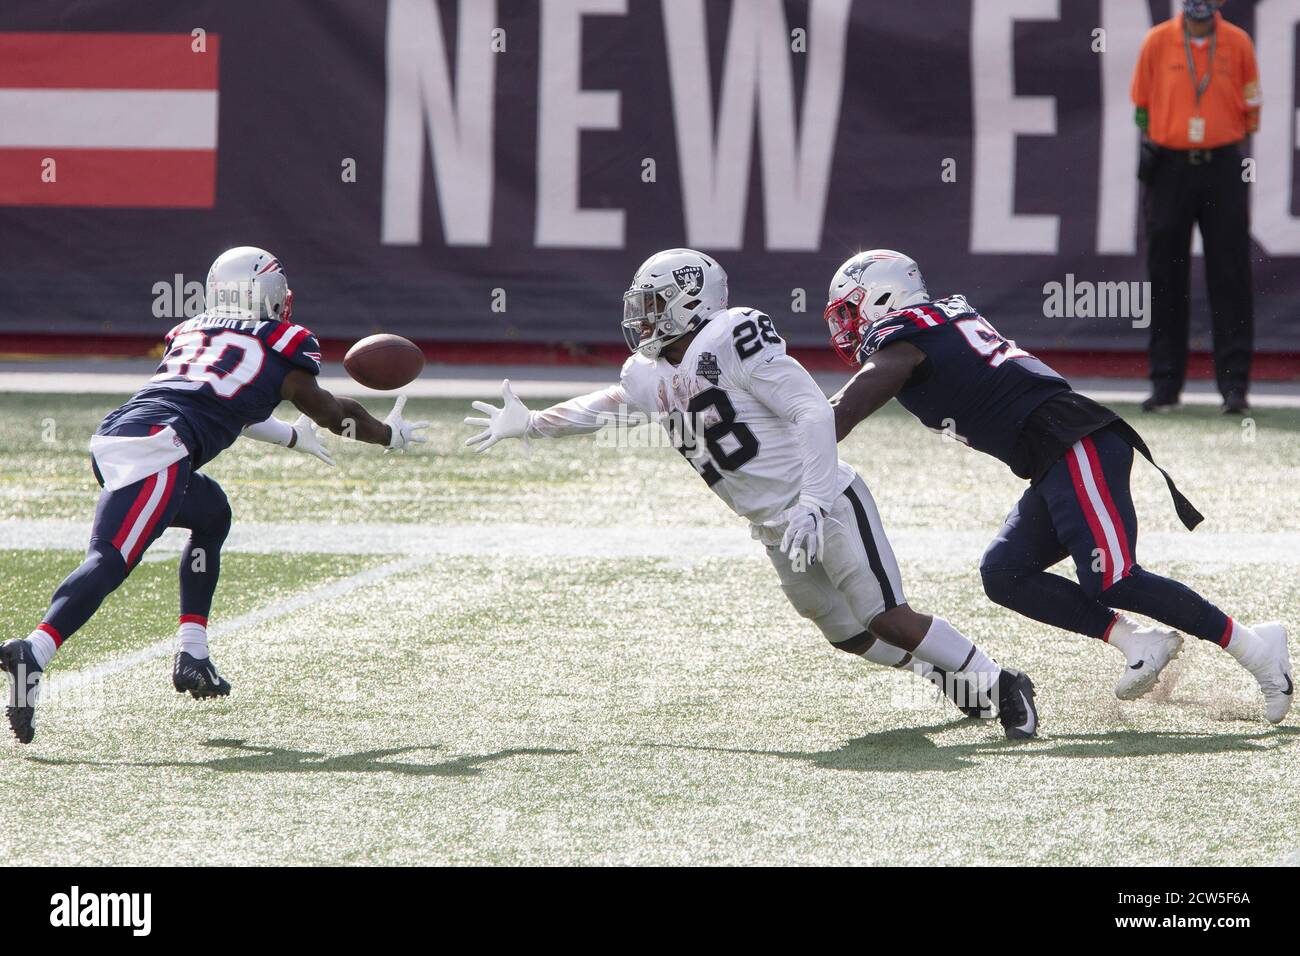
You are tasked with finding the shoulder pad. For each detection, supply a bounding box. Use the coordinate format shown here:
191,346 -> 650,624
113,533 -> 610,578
619,353 -> 658,412
858,305 -> 946,360
264,321 -> 321,374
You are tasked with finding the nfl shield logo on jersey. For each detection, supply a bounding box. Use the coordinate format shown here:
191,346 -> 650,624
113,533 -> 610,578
672,265 -> 704,296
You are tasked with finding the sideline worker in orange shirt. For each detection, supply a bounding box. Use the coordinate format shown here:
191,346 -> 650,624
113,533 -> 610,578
1131,0 -> 1260,414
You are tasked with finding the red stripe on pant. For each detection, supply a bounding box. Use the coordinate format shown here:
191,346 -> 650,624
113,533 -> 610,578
1065,448 -> 1116,583
111,471 -> 160,554
125,462 -> 179,566
179,614 -> 207,627
1079,436 -> 1134,574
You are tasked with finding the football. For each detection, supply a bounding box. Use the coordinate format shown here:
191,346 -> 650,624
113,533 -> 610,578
343,333 -> 425,390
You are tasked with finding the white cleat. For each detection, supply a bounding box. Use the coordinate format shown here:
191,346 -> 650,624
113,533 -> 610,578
1108,616 -> 1184,701
1249,623 -> 1293,725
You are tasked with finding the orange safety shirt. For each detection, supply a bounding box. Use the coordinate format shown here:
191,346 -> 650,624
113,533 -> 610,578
1131,12 -> 1260,150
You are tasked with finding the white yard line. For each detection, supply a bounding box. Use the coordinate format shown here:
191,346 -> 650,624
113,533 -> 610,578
50,555 -> 428,691
0,371 -> 607,401
1,367 -> 1298,406
6,519 -> 1300,566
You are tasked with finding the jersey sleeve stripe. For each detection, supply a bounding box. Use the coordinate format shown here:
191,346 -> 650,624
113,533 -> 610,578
270,323 -> 304,352
282,327 -> 311,355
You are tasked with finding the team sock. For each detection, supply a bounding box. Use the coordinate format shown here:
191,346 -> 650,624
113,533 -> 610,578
177,615 -> 210,660
862,638 -> 911,668
1219,618 -> 1265,671
25,623 -> 60,669
911,616 -> 1000,681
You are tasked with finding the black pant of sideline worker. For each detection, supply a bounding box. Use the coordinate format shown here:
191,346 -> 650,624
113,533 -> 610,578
1142,141 -> 1253,413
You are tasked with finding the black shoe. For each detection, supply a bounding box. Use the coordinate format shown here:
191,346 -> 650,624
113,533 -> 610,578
928,666 -> 993,719
172,651 -> 231,699
1,639 -> 43,744
1220,392 -> 1249,415
996,668 -> 1038,740
1141,393 -> 1179,413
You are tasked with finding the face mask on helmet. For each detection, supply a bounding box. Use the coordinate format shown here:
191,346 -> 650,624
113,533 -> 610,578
824,288 -> 897,365
622,283 -> 687,357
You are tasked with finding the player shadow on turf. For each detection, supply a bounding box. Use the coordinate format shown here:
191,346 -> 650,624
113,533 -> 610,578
649,723 -> 1298,773
29,738 -> 577,777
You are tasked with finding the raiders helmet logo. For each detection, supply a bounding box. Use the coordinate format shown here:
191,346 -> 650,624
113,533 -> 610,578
672,265 -> 705,296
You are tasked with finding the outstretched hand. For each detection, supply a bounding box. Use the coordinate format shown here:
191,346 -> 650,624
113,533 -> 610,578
464,379 -> 531,453
385,395 -> 430,451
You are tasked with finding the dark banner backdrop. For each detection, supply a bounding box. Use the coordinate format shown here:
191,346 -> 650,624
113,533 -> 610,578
1,0 -> 1297,351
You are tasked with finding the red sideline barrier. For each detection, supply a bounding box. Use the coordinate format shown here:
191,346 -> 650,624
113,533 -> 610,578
0,332 -> 1297,381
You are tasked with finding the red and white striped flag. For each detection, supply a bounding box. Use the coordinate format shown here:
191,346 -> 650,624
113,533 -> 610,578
0,32 -> 220,207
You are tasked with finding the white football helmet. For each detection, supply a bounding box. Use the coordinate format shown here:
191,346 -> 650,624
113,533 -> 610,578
824,250 -> 928,364
622,248 -> 727,358
204,246 -> 293,321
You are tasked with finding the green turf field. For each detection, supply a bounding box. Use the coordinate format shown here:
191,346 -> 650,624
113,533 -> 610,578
0,391 -> 1296,865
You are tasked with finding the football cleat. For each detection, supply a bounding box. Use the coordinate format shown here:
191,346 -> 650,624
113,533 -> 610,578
1140,393 -> 1178,413
1109,617 -> 1184,700
996,668 -> 1038,740
927,665 -> 992,719
1249,623 -> 1293,725
172,651 -> 231,700
1,639 -> 43,744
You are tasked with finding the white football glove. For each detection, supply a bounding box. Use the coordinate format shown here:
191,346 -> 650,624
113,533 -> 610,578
384,395 -> 430,451
289,413 -> 334,466
463,379 -> 532,453
766,503 -> 826,572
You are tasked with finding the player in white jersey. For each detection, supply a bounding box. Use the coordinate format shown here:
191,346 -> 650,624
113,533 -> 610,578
465,249 -> 1039,739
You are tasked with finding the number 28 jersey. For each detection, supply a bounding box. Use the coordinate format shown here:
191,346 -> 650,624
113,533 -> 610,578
99,314 -> 321,468
620,307 -> 855,525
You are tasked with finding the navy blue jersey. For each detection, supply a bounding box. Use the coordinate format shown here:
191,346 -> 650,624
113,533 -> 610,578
858,295 -> 1202,527
858,295 -> 1078,473
98,315 -> 321,469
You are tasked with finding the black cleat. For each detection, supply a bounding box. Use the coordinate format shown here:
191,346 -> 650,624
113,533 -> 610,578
1220,392 -> 1249,415
1141,393 -> 1179,413
172,651 -> 231,699
996,668 -> 1038,740
928,666 -> 992,719
1,639 -> 43,744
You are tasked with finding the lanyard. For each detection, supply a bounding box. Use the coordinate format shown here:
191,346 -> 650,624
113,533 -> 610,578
1183,26 -> 1216,111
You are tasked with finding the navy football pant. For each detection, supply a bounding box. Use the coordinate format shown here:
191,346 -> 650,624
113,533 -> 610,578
980,428 -> 1231,645
39,449 -> 231,651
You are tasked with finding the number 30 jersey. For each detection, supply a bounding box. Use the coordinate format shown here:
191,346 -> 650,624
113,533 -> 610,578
619,307 -> 855,525
98,314 -> 321,468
